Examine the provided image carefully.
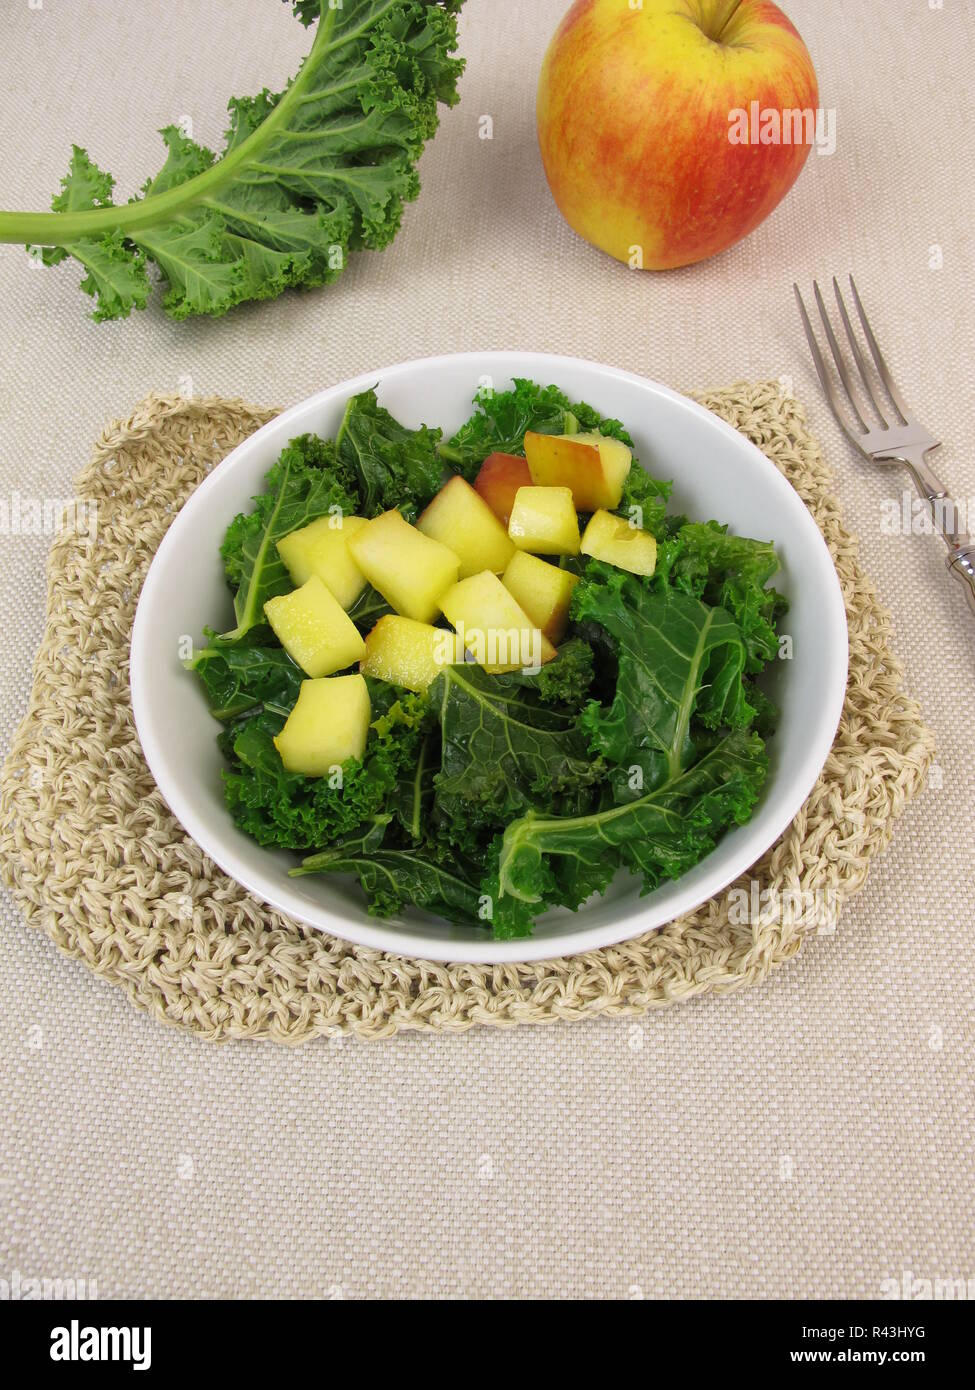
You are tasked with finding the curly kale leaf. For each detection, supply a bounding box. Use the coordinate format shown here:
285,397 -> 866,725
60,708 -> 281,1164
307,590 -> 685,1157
293,815 -> 485,926
522,637 -> 596,711
389,730 -> 438,840
654,521 -> 787,671
482,567 -> 769,935
5,2 -> 466,320
617,465 -> 672,539
574,568 -> 755,796
220,686 -> 431,851
492,729 -> 768,917
219,433 -> 358,640
335,388 -> 444,517
438,378 -> 636,480
188,643 -> 304,722
429,662 -> 606,836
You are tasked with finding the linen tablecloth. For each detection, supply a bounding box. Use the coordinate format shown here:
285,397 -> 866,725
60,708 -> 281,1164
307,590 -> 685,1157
0,0 -> 972,1298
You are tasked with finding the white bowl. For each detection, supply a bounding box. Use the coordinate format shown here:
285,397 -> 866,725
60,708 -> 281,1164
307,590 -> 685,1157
131,353 -> 848,963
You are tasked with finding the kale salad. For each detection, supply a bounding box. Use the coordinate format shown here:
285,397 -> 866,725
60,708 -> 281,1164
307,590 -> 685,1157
188,379 -> 786,939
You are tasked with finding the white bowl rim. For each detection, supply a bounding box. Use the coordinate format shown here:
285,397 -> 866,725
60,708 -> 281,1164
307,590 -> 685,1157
131,350 -> 848,964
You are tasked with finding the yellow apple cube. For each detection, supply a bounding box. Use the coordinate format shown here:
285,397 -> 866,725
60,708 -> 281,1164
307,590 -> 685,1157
360,615 -> 464,692
581,509 -> 658,576
440,570 -> 556,673
276,513 -> 368,609
524,429 -> 632,511
347,509 -> 460,623
508,485 -> 580,556
273,675 -> 371,776
416,475 -> 515,578
502,550 -> 579,644
263,575 -> 366,677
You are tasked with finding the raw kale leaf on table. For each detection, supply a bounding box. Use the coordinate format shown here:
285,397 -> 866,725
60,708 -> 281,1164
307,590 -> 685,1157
190,379 -> 786,938
0,2 -> 466,320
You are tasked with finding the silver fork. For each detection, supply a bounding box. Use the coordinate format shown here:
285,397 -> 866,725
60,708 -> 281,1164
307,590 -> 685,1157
795,275 -> 975,617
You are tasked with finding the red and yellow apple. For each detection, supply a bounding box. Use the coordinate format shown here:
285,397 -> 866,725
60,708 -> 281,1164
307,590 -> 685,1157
536,0 -> 819,270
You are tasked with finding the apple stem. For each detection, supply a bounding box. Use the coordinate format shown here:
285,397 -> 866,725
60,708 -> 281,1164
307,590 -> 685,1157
708,0 -> 745,42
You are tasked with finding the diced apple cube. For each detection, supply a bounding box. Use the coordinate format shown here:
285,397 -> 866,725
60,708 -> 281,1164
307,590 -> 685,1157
417,475 -> 515,578
263,575 -> 366,677
502,550 -> 579,644
524,429 -> 632,511
347,509 -> 460,623
273,675 -> 371,776
508,485 -> 580,556
581,509 -> 658,576
276,514 -> 368,610
360,615 -> 464,692
473,452 -> 533,526
440,570 -> 556,673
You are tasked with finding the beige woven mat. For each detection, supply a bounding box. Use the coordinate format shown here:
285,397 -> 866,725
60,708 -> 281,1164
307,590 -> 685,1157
0,383 -> 934,1043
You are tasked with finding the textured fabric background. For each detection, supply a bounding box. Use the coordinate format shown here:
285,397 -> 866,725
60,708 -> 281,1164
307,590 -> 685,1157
0,0 -> 972,1300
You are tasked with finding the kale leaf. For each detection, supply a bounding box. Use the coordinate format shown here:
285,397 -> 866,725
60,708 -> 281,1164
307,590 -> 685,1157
655,521 -> 787,671
5,3 -> 466,321
220,686 -> 431,851
335,389 -> 444,517
523,636 -> 595,711
575,567 -> 755,795
219,434 -> 357,641
617,465 -> 671,539
491,729 -> 768,925
481,565 -> 770,936
293,815 -> 485,927
438,378 -> 635,480
187,643 -> 303,722
430,663 -> 606,835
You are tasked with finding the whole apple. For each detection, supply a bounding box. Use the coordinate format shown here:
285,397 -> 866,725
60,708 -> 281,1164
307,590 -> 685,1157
537,0 -> 819,270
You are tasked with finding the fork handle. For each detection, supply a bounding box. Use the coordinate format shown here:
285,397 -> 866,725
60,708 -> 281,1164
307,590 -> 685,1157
903,457 -> 975,617
949,550 -> 975,615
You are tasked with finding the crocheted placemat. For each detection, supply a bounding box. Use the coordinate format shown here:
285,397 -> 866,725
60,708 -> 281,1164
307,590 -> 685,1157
0,384 -> 934,1043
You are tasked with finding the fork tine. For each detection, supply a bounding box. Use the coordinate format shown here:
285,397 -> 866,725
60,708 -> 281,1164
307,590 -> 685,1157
793,284 -> 864,443
832,276 -> 888,428
812,280 -> 870,432
848,275 -> 910,425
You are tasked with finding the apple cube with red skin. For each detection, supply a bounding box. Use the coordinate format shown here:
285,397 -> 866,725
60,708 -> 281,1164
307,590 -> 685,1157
347,509 -> 460,623
440,571 -> 556,673
360,615 -> 464,692
524,430 -> 631,512
581,509 -> 658,576
473,452 -> 533,526
508,485 -> 580,556
263,575 -> 366,677
417,475 -> 515,578
274,674 -> 372,776
502,550 -> 579,644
